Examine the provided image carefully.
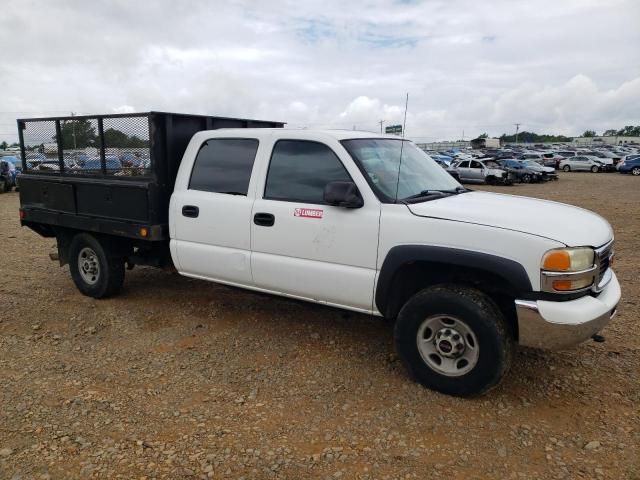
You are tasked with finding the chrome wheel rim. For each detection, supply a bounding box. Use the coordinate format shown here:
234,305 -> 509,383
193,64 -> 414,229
78,247 -> 100,285
632,168 -> 640,176
416,315 -> 479,377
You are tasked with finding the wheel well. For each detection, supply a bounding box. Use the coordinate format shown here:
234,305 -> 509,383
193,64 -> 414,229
382,261 -> 519,340
54,228 -> 134,267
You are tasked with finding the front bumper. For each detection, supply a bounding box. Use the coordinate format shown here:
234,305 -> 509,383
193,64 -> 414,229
515,271 -> 621,350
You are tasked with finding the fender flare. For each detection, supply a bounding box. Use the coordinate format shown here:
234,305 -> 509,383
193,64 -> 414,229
375,245 -> 532,317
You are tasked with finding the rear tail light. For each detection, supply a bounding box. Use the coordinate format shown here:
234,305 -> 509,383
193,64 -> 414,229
19,209 -> 25,220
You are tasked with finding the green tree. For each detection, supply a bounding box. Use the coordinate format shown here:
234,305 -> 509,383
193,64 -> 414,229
103,128 -> 149,148
0,141 -> 7,150
582,130 -> 597,137
58,119 -> 98,149
602,129 -> 618,137
499,131 -> 572,143
478,132 -> 488,139
617,125 -> 640,136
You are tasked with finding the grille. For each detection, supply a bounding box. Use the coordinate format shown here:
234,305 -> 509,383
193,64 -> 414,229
595,241 -> 613,289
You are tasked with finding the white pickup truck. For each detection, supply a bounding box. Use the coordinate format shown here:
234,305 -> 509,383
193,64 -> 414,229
19,117 -> 621,396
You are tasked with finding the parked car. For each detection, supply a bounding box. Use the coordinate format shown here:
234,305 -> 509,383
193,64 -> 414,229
540,153 -> 563,169
81,157 -> 123,172
520,160 -> 558,180
1,156 -> 22,191
617,157 -> 640,175
556,151 -> 578,158
559,156 -> 604,173
497,159 -> 544,183
430,154 -> 454,168
516,152 -> 560,168
0,159 -> 17,192
448,159 -> 512,185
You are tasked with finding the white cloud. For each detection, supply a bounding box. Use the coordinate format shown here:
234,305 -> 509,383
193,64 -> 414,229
0,0 -> 638,143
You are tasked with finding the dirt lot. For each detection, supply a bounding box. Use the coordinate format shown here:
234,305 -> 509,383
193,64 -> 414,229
0,172 -> 638,480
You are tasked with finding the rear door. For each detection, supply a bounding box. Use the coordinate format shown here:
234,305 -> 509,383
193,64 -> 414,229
250,138 -> 380,312
469,160 -> 484,181
171,137 -> 260,285
456,160 -> 471,181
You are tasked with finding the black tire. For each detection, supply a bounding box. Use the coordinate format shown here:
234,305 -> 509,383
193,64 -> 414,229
521,174 -> 531,183
394,285 -> 513,396
485,176 -> 497,185
591,165 -> 599,173
1,179 -> 9,193
632,167 -> 640,176
562,165 -> 571,172
69,233 -> 125,298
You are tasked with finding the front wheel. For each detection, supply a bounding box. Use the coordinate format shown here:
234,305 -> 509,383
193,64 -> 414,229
394,285 -> 513,396
521,173 -> 531,183
632,167 -> 640,176
591,165 -> 599,173
69,233 -> 125,298
562,165 -> 571,172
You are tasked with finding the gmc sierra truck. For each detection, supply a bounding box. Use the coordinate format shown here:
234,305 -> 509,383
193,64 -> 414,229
17,112 -> 620,396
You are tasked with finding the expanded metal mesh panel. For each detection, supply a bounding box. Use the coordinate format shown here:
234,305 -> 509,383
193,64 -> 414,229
60,118 -> 102,175
102,116 -> 151,176
21,120 -> 60,173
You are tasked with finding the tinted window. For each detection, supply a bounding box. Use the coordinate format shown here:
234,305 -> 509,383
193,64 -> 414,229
470,161 -> 482,169
189,139 -> 259,195
459,160 -> 470,168
265,140 -> 351,203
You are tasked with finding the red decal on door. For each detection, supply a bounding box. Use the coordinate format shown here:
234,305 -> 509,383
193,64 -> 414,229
294,208 -> 323,219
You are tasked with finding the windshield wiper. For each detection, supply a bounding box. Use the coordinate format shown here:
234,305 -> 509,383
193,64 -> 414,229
400,186 -> 467,202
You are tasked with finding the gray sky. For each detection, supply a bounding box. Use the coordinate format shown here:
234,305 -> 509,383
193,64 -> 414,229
1,0 -> 639,144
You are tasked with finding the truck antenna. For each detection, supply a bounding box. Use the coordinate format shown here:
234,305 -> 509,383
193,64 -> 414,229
394,93 -> 409,203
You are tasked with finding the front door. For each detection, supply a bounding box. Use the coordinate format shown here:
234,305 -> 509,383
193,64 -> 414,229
250,139 -> 380,312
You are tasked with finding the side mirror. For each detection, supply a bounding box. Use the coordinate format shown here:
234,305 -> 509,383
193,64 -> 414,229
323,181 -> 364,209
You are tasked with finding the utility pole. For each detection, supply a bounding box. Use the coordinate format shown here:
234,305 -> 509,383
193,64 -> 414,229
514,123 -> 521,145
71,112 -> 77,149
378,119 -> 385,134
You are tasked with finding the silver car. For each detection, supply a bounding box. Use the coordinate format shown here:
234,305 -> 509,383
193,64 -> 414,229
447,159 -> 511,184
559,156 -> 604,173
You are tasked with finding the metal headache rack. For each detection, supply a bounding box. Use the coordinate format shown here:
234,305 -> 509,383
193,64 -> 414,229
17,111 -> 284,241
18,111 -> 284,184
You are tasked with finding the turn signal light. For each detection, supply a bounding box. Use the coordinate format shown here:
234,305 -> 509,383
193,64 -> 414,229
543,250 -> 570,271
139,227 -> 149,238
552,278 -> 593,291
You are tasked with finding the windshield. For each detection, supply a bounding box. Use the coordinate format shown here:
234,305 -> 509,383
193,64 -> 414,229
341,139 -> 461,202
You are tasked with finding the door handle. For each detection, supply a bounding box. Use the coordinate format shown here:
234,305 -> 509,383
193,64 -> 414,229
182,205 -> 199,218
254,212 -> 275,227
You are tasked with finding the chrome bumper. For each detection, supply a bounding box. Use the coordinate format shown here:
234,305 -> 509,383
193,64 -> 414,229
515,271 -> 620,350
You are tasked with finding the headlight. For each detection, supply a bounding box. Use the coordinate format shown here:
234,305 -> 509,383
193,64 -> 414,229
541,247 -> 596,292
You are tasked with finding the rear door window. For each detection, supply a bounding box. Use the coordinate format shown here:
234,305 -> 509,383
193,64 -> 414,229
189,138 -> 259,195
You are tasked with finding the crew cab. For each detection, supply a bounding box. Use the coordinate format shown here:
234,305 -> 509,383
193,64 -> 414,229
17,112 -> 621,396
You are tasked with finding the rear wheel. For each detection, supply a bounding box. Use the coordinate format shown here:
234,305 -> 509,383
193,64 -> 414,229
591,165 -> 599,173
632,167 -> 640,176
394,285 -> 513,396
1,179 -> 9,193
521,173 -> 531,183
562,165 -> 571,172
69,233 -> 125,298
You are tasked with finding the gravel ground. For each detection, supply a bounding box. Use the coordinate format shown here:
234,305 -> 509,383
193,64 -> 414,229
0,172 -> 638,480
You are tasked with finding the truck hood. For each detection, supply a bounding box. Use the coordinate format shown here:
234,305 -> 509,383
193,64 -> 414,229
407,191 -> 613,247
